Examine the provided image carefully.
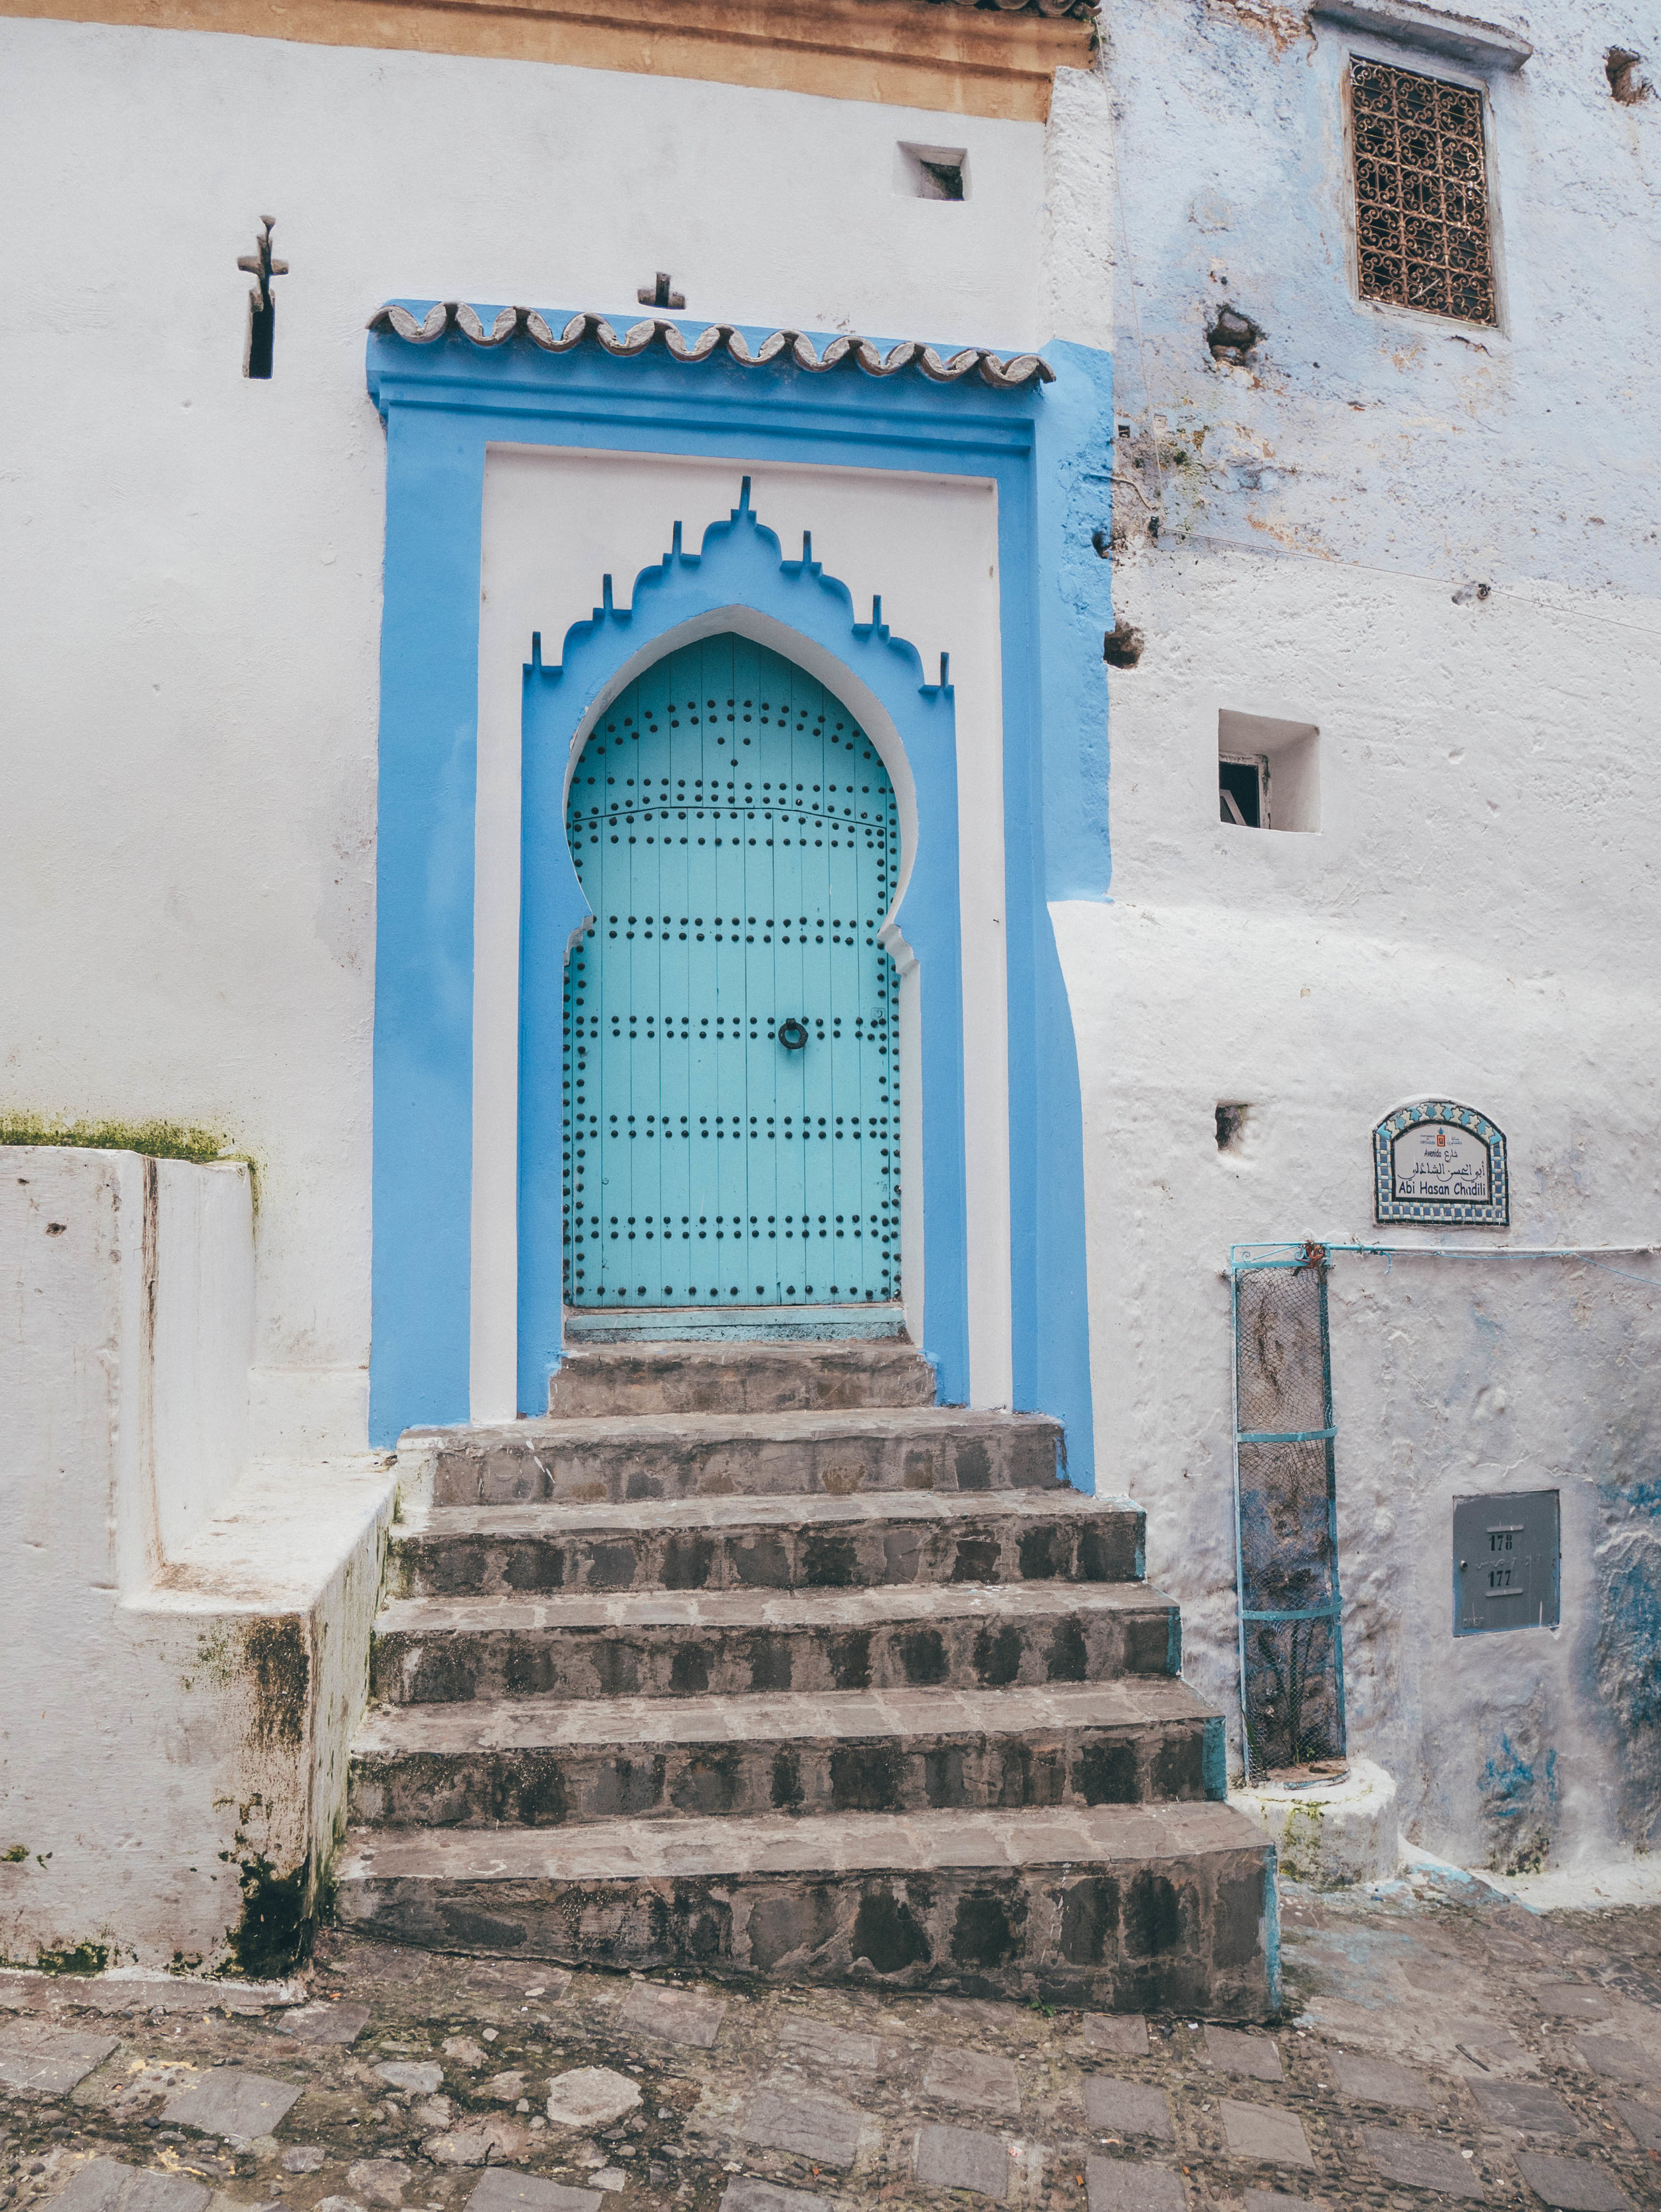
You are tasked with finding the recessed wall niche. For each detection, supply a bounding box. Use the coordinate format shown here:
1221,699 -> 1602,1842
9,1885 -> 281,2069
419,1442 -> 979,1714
896,142 -> 969,199
1218,708 -> 1321,832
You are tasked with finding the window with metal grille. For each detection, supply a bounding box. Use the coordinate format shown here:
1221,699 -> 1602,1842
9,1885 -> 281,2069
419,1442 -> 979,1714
1351,56 -> 1496,327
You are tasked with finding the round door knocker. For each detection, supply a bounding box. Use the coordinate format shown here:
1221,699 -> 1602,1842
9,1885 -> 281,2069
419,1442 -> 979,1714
777,1018 -> 810,1052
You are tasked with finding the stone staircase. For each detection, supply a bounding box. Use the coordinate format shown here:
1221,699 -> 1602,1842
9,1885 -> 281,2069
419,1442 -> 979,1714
336,1341 -> 1277,2017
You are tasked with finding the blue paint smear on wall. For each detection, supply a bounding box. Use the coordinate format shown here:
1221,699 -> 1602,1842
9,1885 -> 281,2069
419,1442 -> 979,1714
1479,1730 -> 1557,1874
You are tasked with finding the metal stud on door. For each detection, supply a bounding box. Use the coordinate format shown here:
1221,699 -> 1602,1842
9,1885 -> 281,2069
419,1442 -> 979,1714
559,633 -> 900,1309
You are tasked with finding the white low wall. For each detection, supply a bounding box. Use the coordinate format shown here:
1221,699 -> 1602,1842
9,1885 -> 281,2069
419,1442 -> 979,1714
0,1147 -> 395,1973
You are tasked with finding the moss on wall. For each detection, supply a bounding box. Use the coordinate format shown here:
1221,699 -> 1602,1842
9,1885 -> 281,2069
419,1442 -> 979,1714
0,1115 -> 258,1210
225,1853 -> 314,1979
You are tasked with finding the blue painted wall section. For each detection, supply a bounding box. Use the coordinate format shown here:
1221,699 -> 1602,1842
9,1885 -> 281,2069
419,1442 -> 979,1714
365,313 -> 1113,1475
518,490 -> 968,1414
369,407 -> 484,1443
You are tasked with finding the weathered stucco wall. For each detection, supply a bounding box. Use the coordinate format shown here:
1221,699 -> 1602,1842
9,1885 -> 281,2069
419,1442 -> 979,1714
0,14 -> 1074,1457
1098,0 -> 1660,593
1076,0 -> 1661,1870
0,1147 -> 395,1971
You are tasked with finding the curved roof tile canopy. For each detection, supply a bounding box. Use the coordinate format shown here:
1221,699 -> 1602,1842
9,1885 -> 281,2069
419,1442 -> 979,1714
367,302 -> 1055,389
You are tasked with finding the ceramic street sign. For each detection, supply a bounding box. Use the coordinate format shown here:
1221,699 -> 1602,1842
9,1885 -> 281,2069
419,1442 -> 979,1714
1374,1100 -> 1508,1226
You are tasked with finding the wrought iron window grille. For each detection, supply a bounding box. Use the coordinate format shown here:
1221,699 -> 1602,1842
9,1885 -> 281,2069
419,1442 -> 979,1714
1350,55 -> 1497,327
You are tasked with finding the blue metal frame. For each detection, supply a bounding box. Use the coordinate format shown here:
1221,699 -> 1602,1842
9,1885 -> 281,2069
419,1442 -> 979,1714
1229,1248 -> 1347,1779
365,316 -> 1114,1474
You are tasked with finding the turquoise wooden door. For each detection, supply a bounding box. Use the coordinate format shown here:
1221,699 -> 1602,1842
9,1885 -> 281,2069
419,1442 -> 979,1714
560,634 -> 901,1309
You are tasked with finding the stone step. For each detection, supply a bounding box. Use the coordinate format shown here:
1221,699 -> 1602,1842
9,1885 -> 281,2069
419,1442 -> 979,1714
369,1581 -> 1180,1706
390,1488 -> 1144,1599
334,1801 -> 1276,2017
546,1337 -> 937,1417
349,1679 -> 1224,1829
404,1407 -> 1064,1508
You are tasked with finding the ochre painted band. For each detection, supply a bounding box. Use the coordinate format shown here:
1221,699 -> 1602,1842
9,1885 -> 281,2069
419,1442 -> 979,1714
1,0 -> 1093,118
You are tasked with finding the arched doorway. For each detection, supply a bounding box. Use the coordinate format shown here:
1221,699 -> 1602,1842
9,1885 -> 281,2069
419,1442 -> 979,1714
560,631 -> 902,1314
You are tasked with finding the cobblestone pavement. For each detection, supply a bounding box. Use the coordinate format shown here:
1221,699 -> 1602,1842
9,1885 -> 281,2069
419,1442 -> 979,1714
3,1866 -> 1660,2212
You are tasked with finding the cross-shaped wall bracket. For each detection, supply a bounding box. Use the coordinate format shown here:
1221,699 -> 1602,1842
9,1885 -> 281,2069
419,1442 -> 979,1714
238,215 -> 288,378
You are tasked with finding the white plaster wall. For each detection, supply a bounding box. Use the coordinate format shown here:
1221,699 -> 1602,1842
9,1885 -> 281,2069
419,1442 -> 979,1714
153,1159 -> 254,1558
1057,543 -> 1661,1869
476,452 -> 1010,1416
1060,0 -> 1661,1872
0,1146 -> 395,1969
1098,0 -> 1661,597
0,15 -> 1057,1456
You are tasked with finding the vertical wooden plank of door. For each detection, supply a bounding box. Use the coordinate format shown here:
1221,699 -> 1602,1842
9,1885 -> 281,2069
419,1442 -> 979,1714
795,670 -> 832,1301
778,681 -> 809,1292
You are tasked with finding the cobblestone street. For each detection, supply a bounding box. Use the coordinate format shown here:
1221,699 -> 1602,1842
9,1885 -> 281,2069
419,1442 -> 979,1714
3,1865 -> 1660,2212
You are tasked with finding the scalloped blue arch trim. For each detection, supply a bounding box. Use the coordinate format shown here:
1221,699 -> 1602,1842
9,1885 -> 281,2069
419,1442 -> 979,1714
519,480 -> 969,1409
365,313 -> 1110,1488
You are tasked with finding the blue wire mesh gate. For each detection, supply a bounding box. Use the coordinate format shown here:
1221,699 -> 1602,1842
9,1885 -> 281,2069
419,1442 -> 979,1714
1230,1246 -> 1347,1779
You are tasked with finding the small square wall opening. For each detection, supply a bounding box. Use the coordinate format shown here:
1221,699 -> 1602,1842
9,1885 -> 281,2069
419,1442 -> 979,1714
897,142 -> 969,200
1218,710 -> 1321,832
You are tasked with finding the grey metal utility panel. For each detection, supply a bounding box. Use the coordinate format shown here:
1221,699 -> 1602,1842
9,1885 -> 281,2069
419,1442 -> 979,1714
1453,1490 -> 1561,1635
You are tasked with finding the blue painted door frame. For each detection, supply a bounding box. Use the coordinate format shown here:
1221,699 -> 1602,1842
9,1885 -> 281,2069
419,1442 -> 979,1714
365,315 -> 1114,1486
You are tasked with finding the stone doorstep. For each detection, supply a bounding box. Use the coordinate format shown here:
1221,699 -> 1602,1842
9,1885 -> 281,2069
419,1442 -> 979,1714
389,1486 -> 1145,1598
543,1337 -> 937,1418
347,1680 -> 1219,1825
368,1579 -> 1180,1707
332,1802 -> 1274,2015
417,1405 -> 1064,1507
